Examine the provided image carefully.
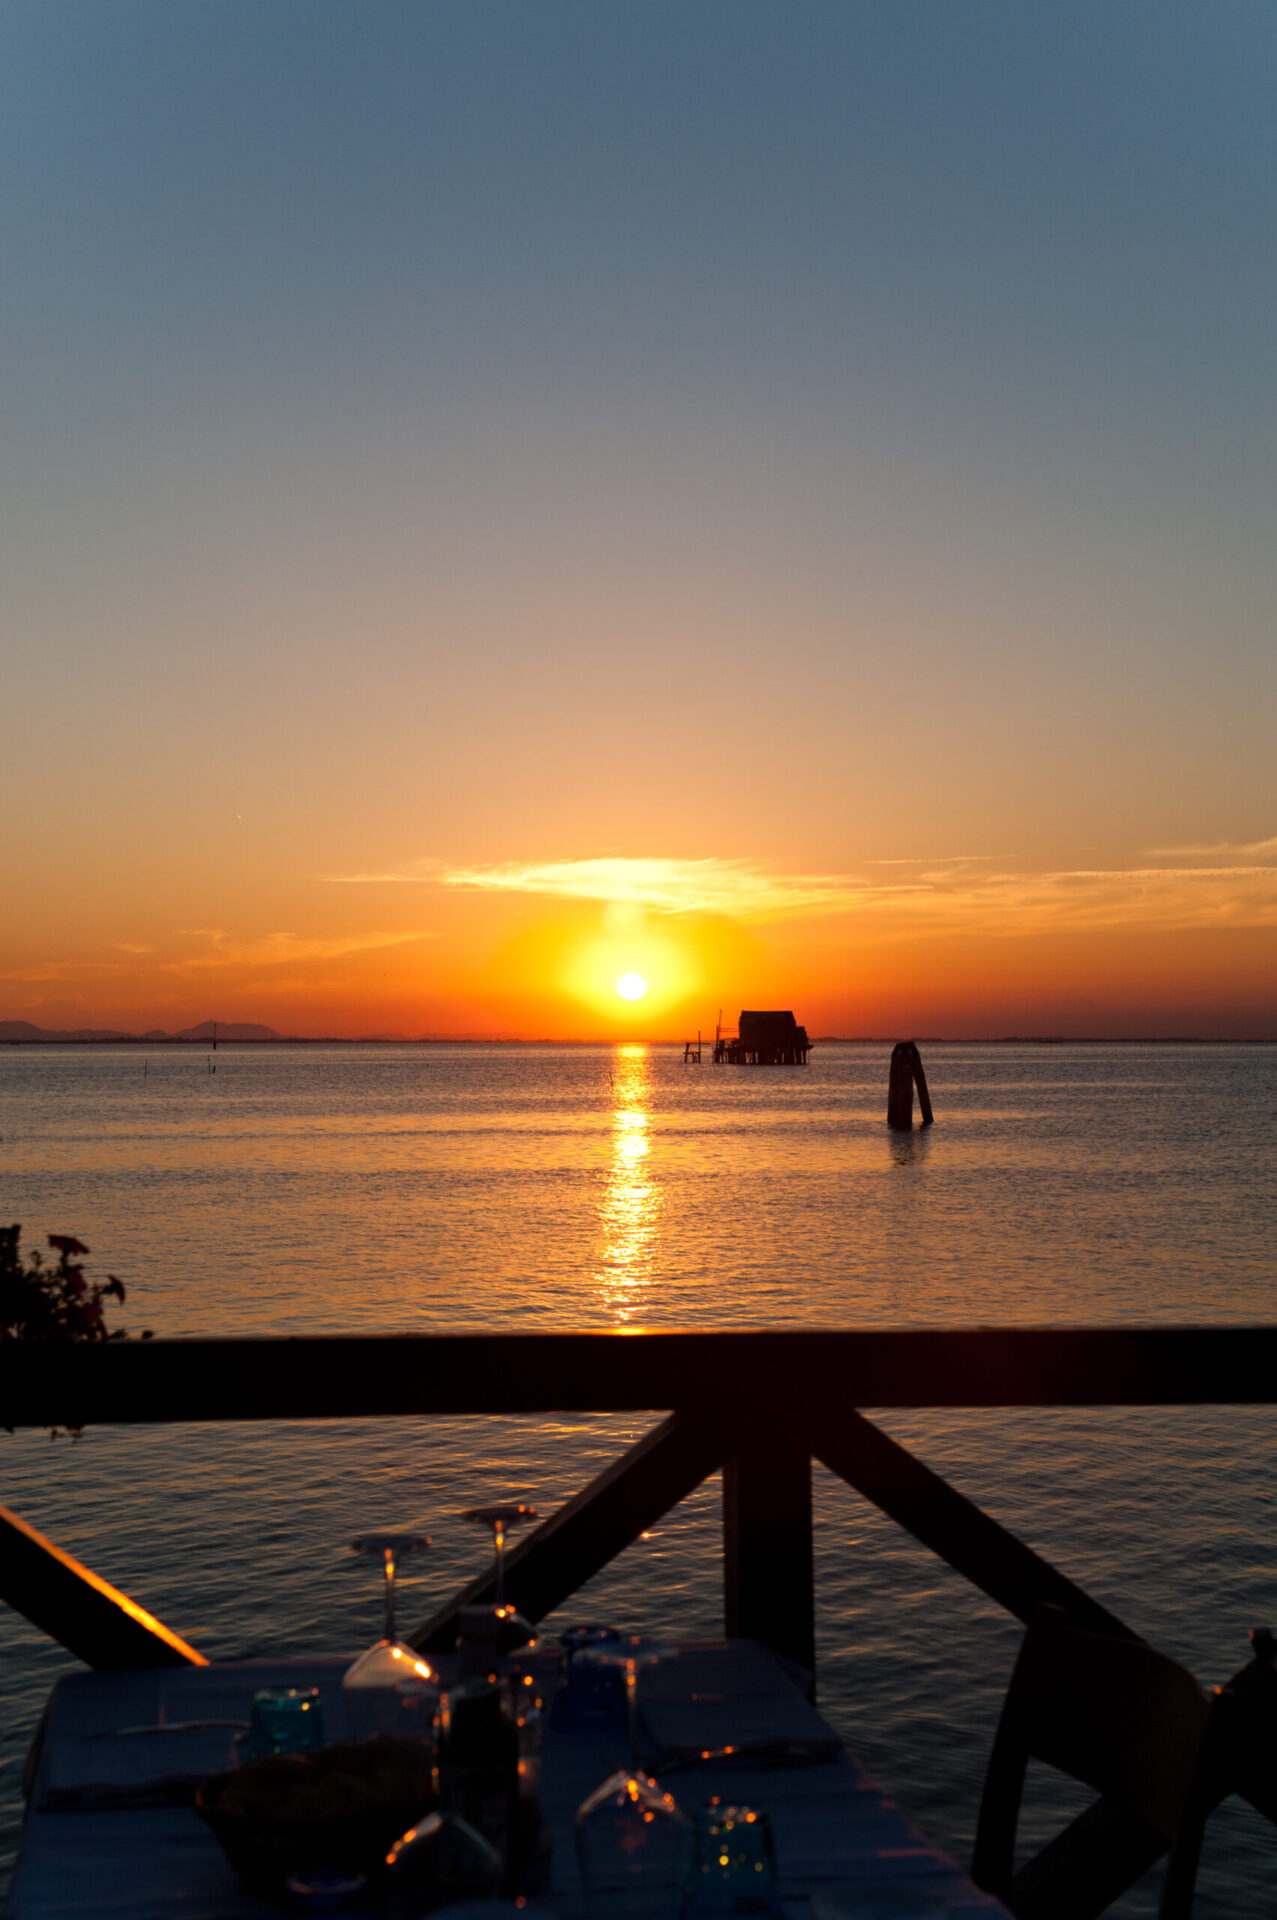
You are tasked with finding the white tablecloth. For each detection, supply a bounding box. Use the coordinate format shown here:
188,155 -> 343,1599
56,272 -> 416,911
10,1641 -> 1008,1918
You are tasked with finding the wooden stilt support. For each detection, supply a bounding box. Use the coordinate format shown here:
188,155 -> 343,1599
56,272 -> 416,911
723,1431 -> 815,1688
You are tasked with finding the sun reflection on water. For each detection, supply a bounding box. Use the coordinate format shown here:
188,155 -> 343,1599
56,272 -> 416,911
594,1044 -> 663,1323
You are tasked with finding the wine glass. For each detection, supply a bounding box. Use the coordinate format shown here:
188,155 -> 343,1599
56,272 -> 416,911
574,1638 -> 689,1918
461,1503 -> 535,1606
460,1503 -> 538,1657
343,1531 -> 436,1731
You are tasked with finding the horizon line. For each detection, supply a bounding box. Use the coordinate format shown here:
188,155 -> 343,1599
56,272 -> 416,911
4,1031 -> 1277,1047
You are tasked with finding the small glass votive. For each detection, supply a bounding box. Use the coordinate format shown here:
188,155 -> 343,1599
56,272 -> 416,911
560,1624 -> 621,1661
550,1640 -> 626,1730
686,1804 -> 777,1915
244,1686 -> 325,1759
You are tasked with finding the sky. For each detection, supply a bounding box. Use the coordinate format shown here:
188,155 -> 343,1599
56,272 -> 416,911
2,1 -> 1275,1038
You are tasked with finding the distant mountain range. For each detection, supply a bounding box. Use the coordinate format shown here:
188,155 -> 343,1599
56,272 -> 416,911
0,1020 -> 281,1043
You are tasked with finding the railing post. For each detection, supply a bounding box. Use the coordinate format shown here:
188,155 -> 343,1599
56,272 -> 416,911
723,1432 -> 815,1691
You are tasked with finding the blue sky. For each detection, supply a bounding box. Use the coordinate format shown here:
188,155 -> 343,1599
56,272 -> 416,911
3,3 -> 1275,1032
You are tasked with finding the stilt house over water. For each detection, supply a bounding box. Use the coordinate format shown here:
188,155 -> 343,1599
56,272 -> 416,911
714,1009 -> 811,1064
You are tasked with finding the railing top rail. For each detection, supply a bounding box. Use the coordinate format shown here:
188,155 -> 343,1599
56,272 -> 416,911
4,1326 -> 1277,1424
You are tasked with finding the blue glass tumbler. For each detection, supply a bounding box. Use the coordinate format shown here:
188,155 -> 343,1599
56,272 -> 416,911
244,1686 -> 325,1759
686,1805 -> 778,1915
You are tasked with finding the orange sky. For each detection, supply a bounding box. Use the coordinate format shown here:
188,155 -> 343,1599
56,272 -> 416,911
3,10 -> 1275,1039
5,852 -> 1275,1039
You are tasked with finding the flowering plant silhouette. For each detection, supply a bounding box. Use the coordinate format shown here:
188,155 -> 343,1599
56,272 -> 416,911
1,1225 -> 149,1436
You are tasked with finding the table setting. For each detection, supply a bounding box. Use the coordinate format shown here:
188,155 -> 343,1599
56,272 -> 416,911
11,1516 -> 1009,1920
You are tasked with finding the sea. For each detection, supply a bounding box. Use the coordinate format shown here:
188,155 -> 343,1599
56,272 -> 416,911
1,1040 -> 1274,1913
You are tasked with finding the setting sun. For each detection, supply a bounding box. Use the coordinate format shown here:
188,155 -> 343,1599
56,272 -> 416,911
616,972 -> 648,1001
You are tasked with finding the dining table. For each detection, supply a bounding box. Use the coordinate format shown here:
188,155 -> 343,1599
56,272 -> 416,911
10,1638 -> 1010,1918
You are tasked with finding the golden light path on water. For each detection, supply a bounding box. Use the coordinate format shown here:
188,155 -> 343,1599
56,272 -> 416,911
593,1044 -> 662,1322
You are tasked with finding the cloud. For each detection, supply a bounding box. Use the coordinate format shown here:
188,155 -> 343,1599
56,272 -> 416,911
0,962 -> 89,982
330,856 -> 860,918
167,929 -> 434,970
892,864 -> 1277,935
322,851 -> 1277,935
865,853 -> 1011,866
1146,834 -> 1277,861
0,930 -> 436,991
325,872 -> 442,885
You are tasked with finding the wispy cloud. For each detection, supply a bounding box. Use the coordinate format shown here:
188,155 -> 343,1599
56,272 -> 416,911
1146,834 -> 1277,861
325,872 -> 442,885
438,857 -> 854,917
0,961 -> 91,983
891,864 -> 1277,935
865,853 -> 1011,867
327,856 -> 865,918
167,929 -> 434,970
322,851 -> 1277,934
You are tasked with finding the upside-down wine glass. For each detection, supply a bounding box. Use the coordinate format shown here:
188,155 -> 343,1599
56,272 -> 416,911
460,1503 -> 538,1654
343,1531 -> 436,1720
574,1637 -> 689,1919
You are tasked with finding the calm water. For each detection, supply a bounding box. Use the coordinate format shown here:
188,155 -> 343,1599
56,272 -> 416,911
1,1041 -> 1275,1912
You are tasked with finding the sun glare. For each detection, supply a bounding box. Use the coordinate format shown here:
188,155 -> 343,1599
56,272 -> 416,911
616,972 -> 648,1001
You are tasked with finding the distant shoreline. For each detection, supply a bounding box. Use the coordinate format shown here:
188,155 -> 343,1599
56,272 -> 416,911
3,1034 -> 1274,1047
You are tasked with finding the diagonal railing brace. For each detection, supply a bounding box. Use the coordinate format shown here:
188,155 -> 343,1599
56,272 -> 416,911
0,1504 -> 204,1670
411,1411 -> 728,1652
815,1407 -> 1136,1640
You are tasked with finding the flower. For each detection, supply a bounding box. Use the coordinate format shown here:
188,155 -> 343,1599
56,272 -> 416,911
47,1235 -> 90,1257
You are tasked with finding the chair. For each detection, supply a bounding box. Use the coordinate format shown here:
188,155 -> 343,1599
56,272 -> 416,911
972,1606 -> 1222,1919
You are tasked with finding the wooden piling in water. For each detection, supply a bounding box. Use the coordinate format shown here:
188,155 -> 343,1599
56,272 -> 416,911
913,1047 -> 933,1124
888,1040 -> 933,1129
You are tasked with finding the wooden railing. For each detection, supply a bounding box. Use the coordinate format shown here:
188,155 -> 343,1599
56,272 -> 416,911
5,1326 -> 1277,1670
5,1327 -> 1277,1911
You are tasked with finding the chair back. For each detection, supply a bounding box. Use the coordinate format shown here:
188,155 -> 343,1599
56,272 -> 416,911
973,1606 -> 1212,1915
1007,1610 -> 1210,1838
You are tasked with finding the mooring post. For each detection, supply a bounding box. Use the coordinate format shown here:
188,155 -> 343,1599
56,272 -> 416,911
723,1432 -> 815,1692
887,1041 -> 915,1128
912,1045 -> 933,1124
888,1040 -> 933,1129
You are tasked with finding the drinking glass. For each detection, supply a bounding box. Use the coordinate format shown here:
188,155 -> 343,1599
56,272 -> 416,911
685,1805 -> 777,1915
460,1503 -> 538,1655
244,1687 -> 325,1759
574,1639 -> 689,1919
384,1809 -> 503,1918
343,1532 -> 436,1731
461,1503 -> 535,1606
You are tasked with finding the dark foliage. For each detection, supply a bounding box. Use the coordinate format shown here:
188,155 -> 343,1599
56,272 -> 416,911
1,1224 -> 148,1436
